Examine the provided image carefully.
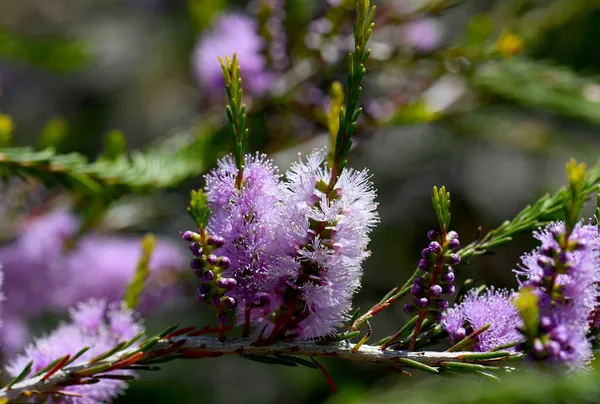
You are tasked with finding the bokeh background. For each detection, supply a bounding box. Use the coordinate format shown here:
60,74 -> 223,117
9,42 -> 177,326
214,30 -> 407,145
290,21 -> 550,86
1,0 -> 600,402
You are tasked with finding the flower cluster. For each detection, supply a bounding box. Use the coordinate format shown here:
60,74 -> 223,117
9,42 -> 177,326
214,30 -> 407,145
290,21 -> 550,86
514,222 -> 600,370
6,299 -> 145,403
181,150 -> 378,339
0,209 -> 184,352
405,229 -> 460,320
265,150 -> 379,339
442,288 -> 521,352
193,13 -> 272,96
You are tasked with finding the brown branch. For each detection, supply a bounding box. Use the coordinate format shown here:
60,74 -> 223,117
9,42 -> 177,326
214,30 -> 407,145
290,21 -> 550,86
0,336 -> 520,402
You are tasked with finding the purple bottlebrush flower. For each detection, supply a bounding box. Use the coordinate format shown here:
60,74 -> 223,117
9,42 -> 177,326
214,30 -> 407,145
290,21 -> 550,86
203,153 -> 283,316
514,222 -> 600,370
6,299 -> 144,403
0,209 -> 184,351
260,149 -> 379,339
192,14 -> 272,96
442,288 -> 521,352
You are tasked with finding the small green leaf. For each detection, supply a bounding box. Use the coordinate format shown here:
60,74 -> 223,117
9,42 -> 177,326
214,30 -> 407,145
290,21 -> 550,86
188,190 -> 211,229
439,361 -> 488,371
395,358 -> 439,374
89,341 -> 128,364
5,360 -> 33,389
158,325 -> 179,338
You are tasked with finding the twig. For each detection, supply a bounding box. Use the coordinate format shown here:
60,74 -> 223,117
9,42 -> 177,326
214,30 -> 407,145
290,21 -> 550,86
0,336 -> 519,402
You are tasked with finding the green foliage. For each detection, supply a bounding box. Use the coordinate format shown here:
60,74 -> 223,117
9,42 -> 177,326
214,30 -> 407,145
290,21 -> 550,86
564,159 -> 587,232
124,234 -> 157,309
219,54 -> 248,182
432,186 -> 451,232
327,81 -> 345,168
458,159 -> 600,261
0,144 -> 206,202
3,361 -> 32,389
0,28 -> 89,73
188,0 -> 225,32
330,0 -> 375,182
187,190 -> 211,230
473,58 -> 600,126
0,114 -> 14,147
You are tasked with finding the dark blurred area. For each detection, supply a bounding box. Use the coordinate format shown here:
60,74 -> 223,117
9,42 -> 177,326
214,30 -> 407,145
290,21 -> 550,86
2,0 -> 600,403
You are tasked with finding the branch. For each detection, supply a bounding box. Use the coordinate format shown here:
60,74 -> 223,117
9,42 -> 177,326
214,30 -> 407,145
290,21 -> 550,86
0,145 -> 206,201
0,336 -> 519,401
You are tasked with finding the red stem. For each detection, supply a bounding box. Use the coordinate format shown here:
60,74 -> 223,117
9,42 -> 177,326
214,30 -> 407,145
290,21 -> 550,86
408,312 -> 426,351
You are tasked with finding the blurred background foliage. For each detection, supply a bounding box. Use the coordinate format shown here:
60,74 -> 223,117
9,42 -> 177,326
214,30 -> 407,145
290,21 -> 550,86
2,0 -> 600,402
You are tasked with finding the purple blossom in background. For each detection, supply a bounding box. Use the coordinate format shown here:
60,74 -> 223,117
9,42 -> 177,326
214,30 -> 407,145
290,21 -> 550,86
515,222 -> 600,370
442,288 -> 521,352
0,209 -> 184,352
402,18 -> 442,53
6,299 -> 144,403
192,14 -> 272,96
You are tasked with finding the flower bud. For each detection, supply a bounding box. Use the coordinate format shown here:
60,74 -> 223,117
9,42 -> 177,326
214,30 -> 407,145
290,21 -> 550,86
208,235 -> 225,248
202,270 -> 215,282
428,241 -> 442,254
454,327 -> 466,341
218,256 -> 231,269
442,271 -> 455,283
446,253 -> 461,265
446,230 -> 459,240
415,297 -> 429,308
189,242 -> 203,257
222,296 -> 237,309
427,230 -> 439,241
206,254 -> 219,266
429,284 -> 443,297
448,238 -> 460,250
180,231 -> 196,241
